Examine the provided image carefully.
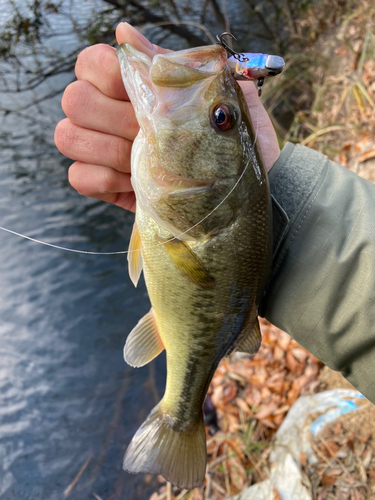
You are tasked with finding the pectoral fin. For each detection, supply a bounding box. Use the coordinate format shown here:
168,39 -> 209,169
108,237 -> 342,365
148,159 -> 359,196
124,309 -> 164,367
159,238 -> 215,290
127,221 -> 143,287
236,317 -> 261,355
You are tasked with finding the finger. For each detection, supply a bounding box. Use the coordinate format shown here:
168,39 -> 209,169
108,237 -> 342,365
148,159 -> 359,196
115,22 -> 171,58
55,119 -> 131,172
239,81 -> 280,172
62,80 -> 139,141
68,162 -> 136,211
74,24 -> 170,102
69,162 -> 132,195
75,44 -> 128,101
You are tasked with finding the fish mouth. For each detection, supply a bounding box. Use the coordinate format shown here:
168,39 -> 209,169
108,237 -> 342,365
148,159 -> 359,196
116,43 -> 229,129
150,45 -> 227,88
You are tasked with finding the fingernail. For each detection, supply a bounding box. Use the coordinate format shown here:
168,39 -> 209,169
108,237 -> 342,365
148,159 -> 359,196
120,22 -> 155,51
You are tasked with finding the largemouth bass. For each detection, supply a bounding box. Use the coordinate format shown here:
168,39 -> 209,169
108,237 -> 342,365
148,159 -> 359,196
117,42 -> 272,490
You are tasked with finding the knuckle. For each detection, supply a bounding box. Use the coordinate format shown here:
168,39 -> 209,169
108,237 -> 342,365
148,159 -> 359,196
61,80 -> 91,120
68,163 -> 85,194
75,46 -> 93,79
61,82 -> 79,117
54,119 -> 77,158
113,138 -> 129,169
97,44 -> 117,73
102,167 -> 118,193
54,119 -> 69,153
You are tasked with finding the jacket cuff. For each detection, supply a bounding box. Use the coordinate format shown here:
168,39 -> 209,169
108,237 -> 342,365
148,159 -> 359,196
268,142 -> 329,257
260,143 -> 330,315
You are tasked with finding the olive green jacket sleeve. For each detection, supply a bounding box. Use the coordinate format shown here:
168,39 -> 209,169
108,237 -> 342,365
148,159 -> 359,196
261,143 -> 375,403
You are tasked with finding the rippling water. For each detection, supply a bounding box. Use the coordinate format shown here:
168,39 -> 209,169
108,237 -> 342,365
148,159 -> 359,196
0,111 -> 168,499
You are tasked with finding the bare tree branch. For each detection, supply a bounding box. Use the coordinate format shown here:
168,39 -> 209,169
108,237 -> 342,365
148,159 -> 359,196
104,0 -> 207,45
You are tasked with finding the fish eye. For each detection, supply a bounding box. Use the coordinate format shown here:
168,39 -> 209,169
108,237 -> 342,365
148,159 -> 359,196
211,103 -> 236,132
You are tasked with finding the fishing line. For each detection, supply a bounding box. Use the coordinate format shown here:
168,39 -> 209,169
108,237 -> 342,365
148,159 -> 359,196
0,226 -> 128,255
0,93 -> 261,256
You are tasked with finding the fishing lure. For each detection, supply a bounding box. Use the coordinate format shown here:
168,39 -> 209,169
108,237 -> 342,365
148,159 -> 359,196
216,32 -> 285,96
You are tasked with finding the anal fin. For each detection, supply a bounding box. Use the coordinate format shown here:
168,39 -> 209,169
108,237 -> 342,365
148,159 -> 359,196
236,317 -> 262,355
127,221 -> 143,287
124,309 -> 164,367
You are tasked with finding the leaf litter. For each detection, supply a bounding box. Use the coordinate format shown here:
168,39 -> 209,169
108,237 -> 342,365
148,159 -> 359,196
147,324 -> 375,500
148,319 -> 323,499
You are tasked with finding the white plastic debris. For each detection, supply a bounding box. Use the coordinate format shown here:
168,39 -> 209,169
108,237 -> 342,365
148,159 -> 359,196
231,389 -> 365,500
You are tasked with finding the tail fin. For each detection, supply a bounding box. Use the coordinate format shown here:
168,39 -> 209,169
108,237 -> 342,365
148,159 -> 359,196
123,403 -> 207,490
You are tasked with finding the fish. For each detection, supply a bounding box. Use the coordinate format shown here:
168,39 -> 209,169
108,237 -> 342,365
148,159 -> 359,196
116,42 -> 273,490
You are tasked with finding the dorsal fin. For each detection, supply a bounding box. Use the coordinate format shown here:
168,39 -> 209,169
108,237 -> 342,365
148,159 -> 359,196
127,221 -> 143,287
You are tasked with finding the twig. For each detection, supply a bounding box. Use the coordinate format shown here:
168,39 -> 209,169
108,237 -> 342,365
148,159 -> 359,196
167,482 -> 172,500
205,472 -> 213,499
223,460 -> 231,497
207,0 -> 226,27
175,489 -> 189,500
200,0 -> 210,24
139,21 -> 215,44
0,86 -> 72,114
211,479 -> 226,495
62,453 -> 92,499
246,0 -> 280,45
317,434 -> 358,480
207,453 -> 229,470
88,371 -> 129,486
221,0 -> 231,35
300,125 -> 347,146
282,0 -> 298,36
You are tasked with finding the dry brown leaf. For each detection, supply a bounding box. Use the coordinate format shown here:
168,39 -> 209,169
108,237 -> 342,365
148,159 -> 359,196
359,149 -> 375,162
292,347 -> 309,363
244,386 -> 262,407
277,332 -> 292,351
273,345 -> 285,360
254,403 -> 278,421
260,387 -> 272,401
235,397 -> 252,415
321,474 -> 338,485
211,384 -> 224,406
222,380 -> 238,403
259,417 -> 277,429
324,467 -> 342,476
228,456 -> 246,491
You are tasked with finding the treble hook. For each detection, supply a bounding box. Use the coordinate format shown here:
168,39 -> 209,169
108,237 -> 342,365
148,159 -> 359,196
216,32 -> 249,62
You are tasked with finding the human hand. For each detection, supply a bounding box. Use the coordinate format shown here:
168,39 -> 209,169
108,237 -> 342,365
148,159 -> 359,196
54,23 -> 280,213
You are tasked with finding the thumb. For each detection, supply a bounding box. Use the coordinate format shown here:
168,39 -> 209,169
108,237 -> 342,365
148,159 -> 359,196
238,81 -> 280,172
116,22 -> 171,58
